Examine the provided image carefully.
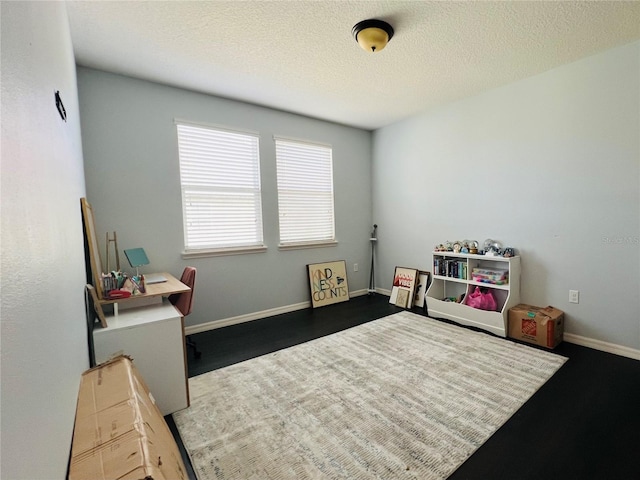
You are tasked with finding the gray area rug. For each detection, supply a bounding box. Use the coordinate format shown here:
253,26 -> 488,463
173,311 -> 567,479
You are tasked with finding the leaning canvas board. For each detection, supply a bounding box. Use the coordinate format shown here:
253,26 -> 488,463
81,197 -> 104,299
307,260 -> 350,308
413,271 -> 431,308
394,287 -> 411,308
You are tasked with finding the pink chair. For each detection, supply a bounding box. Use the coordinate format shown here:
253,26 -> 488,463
169,267 -> 200,359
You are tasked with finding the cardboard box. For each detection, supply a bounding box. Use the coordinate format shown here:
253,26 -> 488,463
508,304 -> 564,348
69,356 -> 187,480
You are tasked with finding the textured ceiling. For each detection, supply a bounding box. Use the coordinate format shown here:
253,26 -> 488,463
66,1 -> 640,130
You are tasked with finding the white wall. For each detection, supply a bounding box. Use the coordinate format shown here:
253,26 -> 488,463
0,2 -> 89,479
77,69 -> 372,327
373,41 -> 640,350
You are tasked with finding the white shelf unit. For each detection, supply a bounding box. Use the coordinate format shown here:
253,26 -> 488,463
425,252 -> 521,337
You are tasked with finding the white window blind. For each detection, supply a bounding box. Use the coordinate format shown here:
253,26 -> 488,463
176,122 -> 264,251
275,137 -> 335,245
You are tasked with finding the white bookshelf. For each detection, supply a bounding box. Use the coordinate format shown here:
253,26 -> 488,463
425,252 -> 521,337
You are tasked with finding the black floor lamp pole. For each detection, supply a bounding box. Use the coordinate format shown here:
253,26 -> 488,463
368,224 -> 377,295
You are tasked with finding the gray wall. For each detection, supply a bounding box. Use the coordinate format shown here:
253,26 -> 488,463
373,41 -> 640,350
78,68 -> 373,328
1,2 -> 89,478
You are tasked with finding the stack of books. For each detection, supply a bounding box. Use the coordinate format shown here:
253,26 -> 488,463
433,258 -> 467,279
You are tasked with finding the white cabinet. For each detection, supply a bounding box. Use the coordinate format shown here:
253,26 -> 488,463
93,302 -> 189,415
425,252 -> 520,337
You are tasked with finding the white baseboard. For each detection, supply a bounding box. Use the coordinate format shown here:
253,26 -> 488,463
563,332 -> 640,361
185,289 -> 369,335
186,289 -> 640,362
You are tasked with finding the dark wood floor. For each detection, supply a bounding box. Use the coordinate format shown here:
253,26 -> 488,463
166,294 -> 640,480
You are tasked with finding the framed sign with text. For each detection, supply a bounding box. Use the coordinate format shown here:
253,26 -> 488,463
307,260 -> 350,308
389,266 -> 419,308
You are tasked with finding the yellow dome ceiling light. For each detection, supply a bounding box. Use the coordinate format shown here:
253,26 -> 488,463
352,19 -> 394,53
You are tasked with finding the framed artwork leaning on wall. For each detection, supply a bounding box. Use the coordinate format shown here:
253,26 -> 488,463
307,260 -> 350,308
414,271 -> 431,308
389,266 -> 419,308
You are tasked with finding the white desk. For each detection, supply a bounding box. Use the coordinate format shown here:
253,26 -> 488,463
96,271 -> 190,317
93,302 -> 189,415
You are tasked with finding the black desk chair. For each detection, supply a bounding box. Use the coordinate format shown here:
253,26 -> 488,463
169,267 -> 201,359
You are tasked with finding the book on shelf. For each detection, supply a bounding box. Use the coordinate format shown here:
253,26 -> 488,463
433,258 -> 467,279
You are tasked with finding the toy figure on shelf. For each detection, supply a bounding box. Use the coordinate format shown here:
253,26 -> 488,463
483,239 -> 503,256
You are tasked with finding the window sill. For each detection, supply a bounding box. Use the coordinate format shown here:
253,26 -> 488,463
181,245 -> 267,258
278,240 -> 338,251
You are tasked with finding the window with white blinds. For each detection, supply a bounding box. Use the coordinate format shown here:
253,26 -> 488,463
275,137 -> 335,246
176,121 -> 264,252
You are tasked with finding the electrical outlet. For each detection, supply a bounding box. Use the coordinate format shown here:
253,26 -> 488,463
569,290 -> 579,304
354,263 -> 359,272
